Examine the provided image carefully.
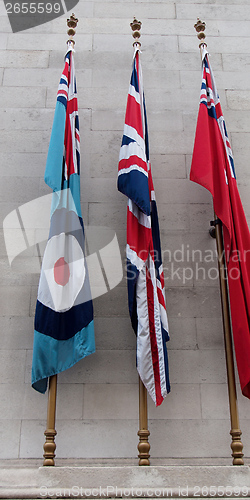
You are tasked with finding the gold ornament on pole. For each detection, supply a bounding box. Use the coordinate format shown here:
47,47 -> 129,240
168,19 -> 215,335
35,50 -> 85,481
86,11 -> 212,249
43,14 -> 79,467
130,17 -> 142,47
194,18 -> 207,47
67,13 -> 78,46
194,19 -> 244,466
129,17 -> 150,466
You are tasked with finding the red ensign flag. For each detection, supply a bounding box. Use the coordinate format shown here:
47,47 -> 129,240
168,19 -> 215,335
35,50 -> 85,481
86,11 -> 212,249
190,46 -> 250,398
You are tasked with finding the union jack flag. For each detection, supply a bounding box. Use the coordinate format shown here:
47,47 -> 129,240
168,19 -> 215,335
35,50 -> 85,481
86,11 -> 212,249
118,47 -> 170,406
190,46 -> 250,399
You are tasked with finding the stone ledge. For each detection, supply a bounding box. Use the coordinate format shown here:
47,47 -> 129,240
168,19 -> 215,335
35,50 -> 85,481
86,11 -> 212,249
0,465 -> 250,499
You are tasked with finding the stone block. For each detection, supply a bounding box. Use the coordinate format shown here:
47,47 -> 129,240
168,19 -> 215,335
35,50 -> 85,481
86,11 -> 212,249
88,202 -> 126,231
226,90 -> 250,111
0,383 -> 25,419
0,350 -> 26,383
231,132 -> 250,158
94,2 -> 175,19
22,383 -> 83,420
81,177 -> 122,204
0,316 -> 34,350
90,151 -> 124,177
94,317 -> 136,351
168,350 -> 200,384
0,176 -> 40,202
143,69 -> 180,90
7,34 -> 92,51
0,34 -> 7,50
55,419 -> 138,458
223,54 -> 250,72
0,129 -> 50,154
50,2 -> 94,21
0,49 -> 49,68
196,317 -> 224,350
201,384 -> 230,420
0,286 -> 31,316
158,205 -> 189,232
179,35 -> 250,55
148,383 -> 201,420
93,34 -> 133,53
167,317 -> 197,351
166,287 -> 222,318
92,66 -> 133,90
77,87 -> 127,112
188,204 -> 214,232
1,152 -> 45,177
153,178 -> 211,204
83,383 -> 138,420
19,419 -> 46,458
151,155 -> 186,179
94,34 -> 178,54
149,419 -> 230,458
3,67 -> 92,88
200,350 -> 227,384
222,110 -> 250,133
91,109 -> 125,131
0,420 -> 21,459
0,87 -> 46,109
93,286 -> 128,317
215,71 -> 250,90
176,4 -> 250,21
0,108 -> 54,131
149,130 -> 194,155
57,350 -> 137,385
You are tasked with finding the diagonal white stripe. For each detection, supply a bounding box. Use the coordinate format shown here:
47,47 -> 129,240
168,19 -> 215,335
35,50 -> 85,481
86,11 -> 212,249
128,199 -> 151,229
119,141 -> 146,163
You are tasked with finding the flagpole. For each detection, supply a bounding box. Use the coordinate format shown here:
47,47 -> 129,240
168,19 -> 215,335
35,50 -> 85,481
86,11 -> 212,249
138,377 -> 150,465
43,13 -> 79,467
43,374 -> 57,466
194,19 -> 244,466
129,18 -> 151,466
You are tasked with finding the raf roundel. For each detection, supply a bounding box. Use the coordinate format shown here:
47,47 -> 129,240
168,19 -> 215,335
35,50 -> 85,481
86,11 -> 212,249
38,233 -> 86,313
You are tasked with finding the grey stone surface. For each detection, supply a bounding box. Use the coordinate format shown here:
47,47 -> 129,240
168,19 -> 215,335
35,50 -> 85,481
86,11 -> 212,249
0,0 -> 250,465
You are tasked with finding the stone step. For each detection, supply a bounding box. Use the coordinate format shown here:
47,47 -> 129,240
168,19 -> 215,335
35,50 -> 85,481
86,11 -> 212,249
0,465 -> 250,499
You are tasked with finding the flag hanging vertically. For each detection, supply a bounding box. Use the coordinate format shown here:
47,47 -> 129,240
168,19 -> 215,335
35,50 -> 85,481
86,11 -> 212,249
190,45 -> 250,398
32,45 -> 95,394
118,47 -> 170,406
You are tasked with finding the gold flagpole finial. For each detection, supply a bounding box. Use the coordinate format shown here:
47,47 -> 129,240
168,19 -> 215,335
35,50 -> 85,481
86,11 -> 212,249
194,18 -> 207,48
67,13 -> 78,46
130,17 -> 142,47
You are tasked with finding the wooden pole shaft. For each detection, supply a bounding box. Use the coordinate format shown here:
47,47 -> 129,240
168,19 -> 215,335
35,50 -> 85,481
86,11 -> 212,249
137,377 -> 150,466
43,374 -> 57,466
215,219 -> 244,465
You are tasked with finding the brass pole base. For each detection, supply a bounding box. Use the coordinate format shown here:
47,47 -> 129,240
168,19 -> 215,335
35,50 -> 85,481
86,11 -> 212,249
43,428 -> 57,466
230,429 -> 244,465
138,429 -> 150,466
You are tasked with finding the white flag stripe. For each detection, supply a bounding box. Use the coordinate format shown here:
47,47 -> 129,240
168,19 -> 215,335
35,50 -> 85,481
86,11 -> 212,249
126,244 -> 145,272
119,141 -> 147,163
128,199 -> 151,229
118,164 -> 148,178
123,124 -> 145,152
148,255 -> 167,399
128,83 -> 140,105
136,263 -> 156,404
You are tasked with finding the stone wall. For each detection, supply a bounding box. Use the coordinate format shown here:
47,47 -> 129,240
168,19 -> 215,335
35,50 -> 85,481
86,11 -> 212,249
0,0 -> 250,462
